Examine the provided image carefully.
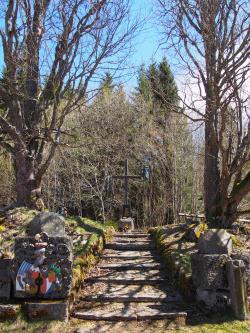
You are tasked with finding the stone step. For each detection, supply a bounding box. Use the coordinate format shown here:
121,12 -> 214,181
113,233 -> 149,238
98,263 -> 162,270
100,257 -> 156,264
105,243 -> 155,251
78,283 -> 175,296
80,293 -> 181,303
86,278 -> 167,285
86,270 -> 166,285
112,238 -> 151,243
102,250 -> 155,257
72,303 -> 187,322
101,255 -> 156,261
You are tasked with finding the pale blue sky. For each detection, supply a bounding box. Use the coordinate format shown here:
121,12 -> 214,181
123,0 -> 168,87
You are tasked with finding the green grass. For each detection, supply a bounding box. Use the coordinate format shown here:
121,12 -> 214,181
183,313 -> 250,333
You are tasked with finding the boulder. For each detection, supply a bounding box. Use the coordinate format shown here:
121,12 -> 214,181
191,253 -> 229,289
198,229 -> 233,255
28,212 -> 65,237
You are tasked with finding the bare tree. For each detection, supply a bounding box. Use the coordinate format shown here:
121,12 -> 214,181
0,0 -> 137,207
157,0 -> 250,226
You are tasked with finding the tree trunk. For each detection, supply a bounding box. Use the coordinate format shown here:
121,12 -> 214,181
204,120 -> 221,226
14,153 -> 42,208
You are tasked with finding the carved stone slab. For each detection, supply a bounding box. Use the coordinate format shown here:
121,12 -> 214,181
11,236 -> 72,299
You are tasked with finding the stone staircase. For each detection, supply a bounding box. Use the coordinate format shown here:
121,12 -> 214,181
72,232 -> 187,325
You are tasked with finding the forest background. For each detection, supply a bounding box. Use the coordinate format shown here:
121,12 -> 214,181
0,0 -> 249,228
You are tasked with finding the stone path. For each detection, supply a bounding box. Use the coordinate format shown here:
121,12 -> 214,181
72,232 -> 187,326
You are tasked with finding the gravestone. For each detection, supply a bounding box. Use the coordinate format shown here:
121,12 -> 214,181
10,213 -> 72,300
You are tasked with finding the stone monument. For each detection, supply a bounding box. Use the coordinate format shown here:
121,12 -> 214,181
191,229 -> 232,309
11,212 -> 72,300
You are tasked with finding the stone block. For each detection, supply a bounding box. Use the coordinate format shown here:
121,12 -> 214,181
227,260 -> 249,320
232,252 -> 250,287
191,254 -> 229,289
11,236 -> 72,299
28,212 -> 65,237
0,259 -> 11,300
0,304 -> 20,320
198,229 -> 232,254
118,218 -> 134,232
26,301 -> 69,321
196,288 -> 229,309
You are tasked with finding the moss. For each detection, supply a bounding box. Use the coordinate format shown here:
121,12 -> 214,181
231,235 -> 244,247
243,226 -> 250,234
151,226 -> 194,299
69,216 -> 115,291
105,219 -> 118,230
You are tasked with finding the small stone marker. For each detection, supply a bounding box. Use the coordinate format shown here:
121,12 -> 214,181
0,259 -> 11,300
227,259 -> 249,320
26,301 -> 69,321
118,217 -> 134,232
198,229 -> 232,254
0,304 -> 20,320
29,212 -> 65,237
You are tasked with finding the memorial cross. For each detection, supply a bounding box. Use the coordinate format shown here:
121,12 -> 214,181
113,159 -> 142,217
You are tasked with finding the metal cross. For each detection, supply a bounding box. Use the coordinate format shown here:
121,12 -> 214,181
113,159 -> 142,217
